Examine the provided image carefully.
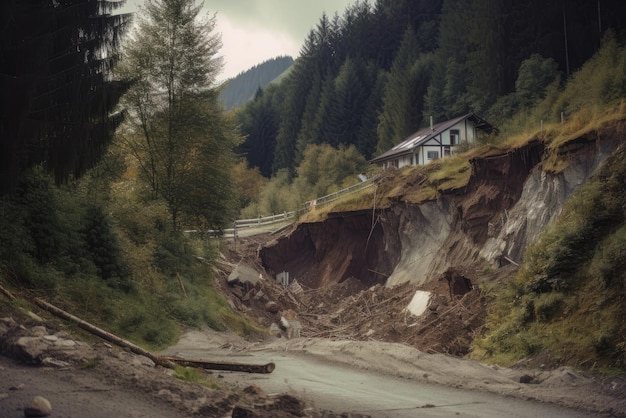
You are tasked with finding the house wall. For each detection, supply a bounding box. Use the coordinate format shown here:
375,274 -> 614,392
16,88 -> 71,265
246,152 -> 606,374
440,120 -> 476,145
395,154 -> 411,168
376,118 -> 480,168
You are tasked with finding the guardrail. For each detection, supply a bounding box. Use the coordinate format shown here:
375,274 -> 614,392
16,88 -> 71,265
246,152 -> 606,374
192,177 -> 376,238
301,178 -> 374,211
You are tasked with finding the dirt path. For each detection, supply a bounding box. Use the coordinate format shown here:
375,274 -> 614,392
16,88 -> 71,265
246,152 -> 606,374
0,354 -> 190,418
163,329 -> 626,418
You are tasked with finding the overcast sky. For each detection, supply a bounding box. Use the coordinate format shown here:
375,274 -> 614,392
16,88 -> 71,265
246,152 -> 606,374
120,0 -> 355,80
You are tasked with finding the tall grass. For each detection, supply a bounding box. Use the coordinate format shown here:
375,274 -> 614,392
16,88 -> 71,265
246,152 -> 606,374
473,144 -> 626,369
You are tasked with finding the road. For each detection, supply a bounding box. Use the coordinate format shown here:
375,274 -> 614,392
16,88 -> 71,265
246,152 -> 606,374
166,345 -> 597,418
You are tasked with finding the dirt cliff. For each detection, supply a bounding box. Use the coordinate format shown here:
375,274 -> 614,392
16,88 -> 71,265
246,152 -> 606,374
232,125 -> 621,358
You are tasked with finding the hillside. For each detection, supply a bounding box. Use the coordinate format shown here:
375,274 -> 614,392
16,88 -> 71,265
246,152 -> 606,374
219,56 -> 293,110
221,109 -> 626,373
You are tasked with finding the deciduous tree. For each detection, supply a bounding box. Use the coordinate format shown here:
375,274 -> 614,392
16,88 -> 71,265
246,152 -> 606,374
117,0 -> 238,230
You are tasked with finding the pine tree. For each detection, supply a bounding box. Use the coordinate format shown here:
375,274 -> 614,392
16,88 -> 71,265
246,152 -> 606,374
0,0 -> 132,195
376,28 -> 430,154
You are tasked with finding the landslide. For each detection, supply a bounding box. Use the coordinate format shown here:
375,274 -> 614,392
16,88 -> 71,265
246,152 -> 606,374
220,119 -> 625,367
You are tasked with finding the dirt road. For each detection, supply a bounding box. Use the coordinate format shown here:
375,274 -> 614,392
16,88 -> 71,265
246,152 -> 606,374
162,330 -> 626,417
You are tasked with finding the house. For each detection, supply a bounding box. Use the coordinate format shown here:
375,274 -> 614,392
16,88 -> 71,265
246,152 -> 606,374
370,113 -> 495,169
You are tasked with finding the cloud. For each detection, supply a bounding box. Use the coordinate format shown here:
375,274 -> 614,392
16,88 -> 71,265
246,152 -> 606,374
208,0 -> 354,46
217,16 -> 300,80
118,0 -> 356,78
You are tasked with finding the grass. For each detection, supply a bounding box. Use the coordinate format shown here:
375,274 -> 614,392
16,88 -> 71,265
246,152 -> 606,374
173,365 -> 219,388
80,357 -> 101,370
472,140 -> 626,370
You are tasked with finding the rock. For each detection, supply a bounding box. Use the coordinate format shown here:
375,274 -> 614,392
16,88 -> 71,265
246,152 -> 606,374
264,301 -> 279,314
243,384 -> 264,395
43,335 -> 58,342
519,374 -> 534,384
53,339 -> 76,348
16,337 -> 49,361
157,389 -> 181,403
232,406 -> 261,418
30,326 -> 48,338
24,395 -> 52,417
40,357 -> 70,368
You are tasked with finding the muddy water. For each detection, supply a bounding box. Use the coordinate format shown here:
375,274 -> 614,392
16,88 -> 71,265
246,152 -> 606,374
166,343 -> 594,418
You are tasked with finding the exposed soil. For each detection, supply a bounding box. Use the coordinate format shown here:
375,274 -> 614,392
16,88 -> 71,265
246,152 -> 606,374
224,229 -> 497,359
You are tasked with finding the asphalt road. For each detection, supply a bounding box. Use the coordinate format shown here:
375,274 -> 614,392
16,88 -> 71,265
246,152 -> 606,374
170,347 -> 598,418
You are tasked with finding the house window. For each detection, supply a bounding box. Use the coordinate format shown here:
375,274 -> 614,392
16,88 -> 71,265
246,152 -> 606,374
450,129 -> 460,145
427,151 -> 439,160
444,146 -> 451,157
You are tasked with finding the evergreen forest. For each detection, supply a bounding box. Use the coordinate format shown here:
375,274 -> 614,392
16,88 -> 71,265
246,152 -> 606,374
236,0 -> 626,184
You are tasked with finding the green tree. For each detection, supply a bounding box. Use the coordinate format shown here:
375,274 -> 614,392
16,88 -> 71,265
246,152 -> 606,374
237,85 -> 281,177
117,0 -> 238,230
293,144 -> 367,201
0,0 -> 131,196
376,28 -> 432,154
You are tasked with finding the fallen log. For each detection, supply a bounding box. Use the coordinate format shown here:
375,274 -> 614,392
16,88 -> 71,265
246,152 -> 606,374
32,298 -> 275,374
0,283 -> 16,301
161,355 -> 275,374
33,297 -> 165,366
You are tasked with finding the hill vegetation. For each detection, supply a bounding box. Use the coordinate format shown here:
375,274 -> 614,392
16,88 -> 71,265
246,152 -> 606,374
235,0 -> 626,181
219,56 -> 294,110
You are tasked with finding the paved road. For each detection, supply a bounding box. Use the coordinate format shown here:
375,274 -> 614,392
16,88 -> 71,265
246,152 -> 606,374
170,347 -> 597,418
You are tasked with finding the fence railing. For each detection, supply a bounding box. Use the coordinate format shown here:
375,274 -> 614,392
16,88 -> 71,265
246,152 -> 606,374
301,178 -> 374,211
192,177 -> 376,238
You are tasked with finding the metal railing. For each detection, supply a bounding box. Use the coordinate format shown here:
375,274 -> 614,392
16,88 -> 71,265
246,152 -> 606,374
301,178 -> 374,211
193,177 -> 376,238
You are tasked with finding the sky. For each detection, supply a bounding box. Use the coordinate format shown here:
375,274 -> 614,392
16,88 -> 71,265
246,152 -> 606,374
119,0 -> 356,80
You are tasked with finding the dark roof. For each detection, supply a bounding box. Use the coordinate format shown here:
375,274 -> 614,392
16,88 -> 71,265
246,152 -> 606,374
371,113 -> 495,163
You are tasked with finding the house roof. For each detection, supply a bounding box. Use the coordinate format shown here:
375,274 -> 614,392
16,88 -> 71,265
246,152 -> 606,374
370,113 -> 495,163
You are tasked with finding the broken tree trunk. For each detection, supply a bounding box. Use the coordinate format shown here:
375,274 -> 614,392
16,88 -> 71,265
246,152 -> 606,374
0,283 -> 16,301
160,355 -> 275,374
33,297 -> 164,365
32,298 -> 275,374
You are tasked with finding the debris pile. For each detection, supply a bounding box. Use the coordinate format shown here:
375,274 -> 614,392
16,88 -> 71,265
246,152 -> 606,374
219,234 -> 488,357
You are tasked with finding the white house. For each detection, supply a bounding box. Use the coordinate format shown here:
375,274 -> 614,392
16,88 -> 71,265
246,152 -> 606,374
370,113 -> 495,169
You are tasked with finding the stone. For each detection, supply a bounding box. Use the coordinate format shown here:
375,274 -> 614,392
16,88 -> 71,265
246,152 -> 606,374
242,384 -> 264,395
24,395 -> 52,417
231,406 -> 261,418
25,311 -> 43,322
264,301 -> 279,314
30,326 -> 48,338
519,374 -> 534,384
157,389 -> 181,403
40,357 -> 70,368
16,337 -> 48,361
53,339 -> 76,348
